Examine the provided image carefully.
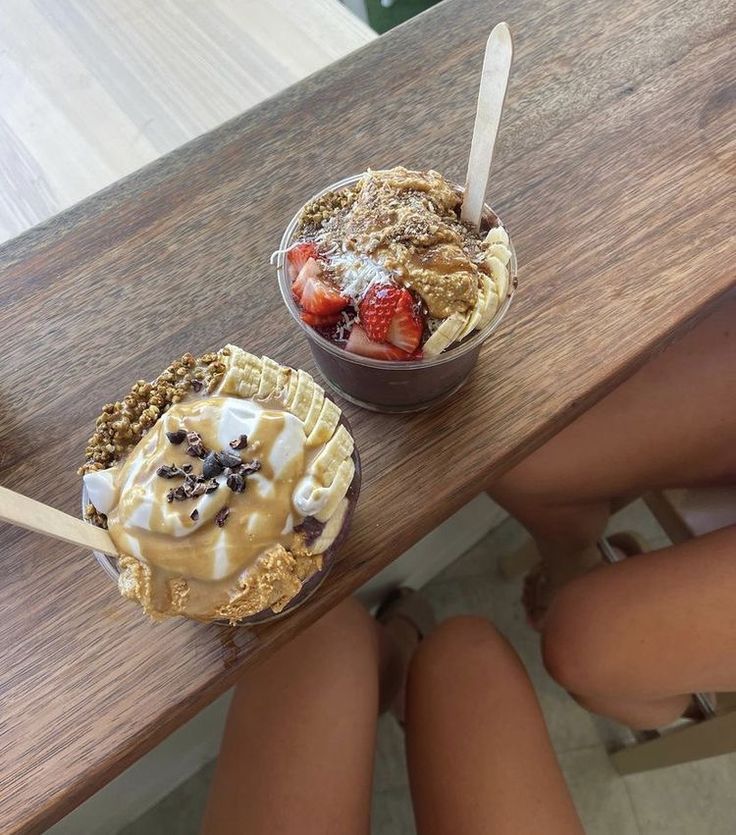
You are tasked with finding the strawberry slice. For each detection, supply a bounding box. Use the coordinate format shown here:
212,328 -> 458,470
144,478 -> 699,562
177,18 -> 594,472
386,290 -> 423,352
358,283 -> 403,341
345,325 -> 412,361
301,273 -> 348,315
300,310 -> 341,327
292,257 -> 320,300
287,242 -> 319,282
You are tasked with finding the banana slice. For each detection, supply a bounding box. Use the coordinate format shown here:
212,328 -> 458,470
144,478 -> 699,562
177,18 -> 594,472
478,284 -> 500,328
423,312 -> 466,357
485,255 -> 509,300
308,498 -> 349,553
483,225 -> 509,246
276,364 -> 294,398
314,458 -> 355,522
303,384 -> 325,436
219,346 -> 262,398
311,425 -> 354,485
485,242 -> 512,266
457,273 -> 493,340
307,397 -> 340,447
286,369 -> 314,420
284,366 -> 299,404
257,356 -> 280,399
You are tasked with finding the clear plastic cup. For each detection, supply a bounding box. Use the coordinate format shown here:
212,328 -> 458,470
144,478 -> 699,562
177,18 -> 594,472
276,173 -> 518,413
81,417 -> 361,625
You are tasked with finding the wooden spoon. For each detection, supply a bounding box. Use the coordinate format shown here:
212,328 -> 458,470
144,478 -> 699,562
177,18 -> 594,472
460,22 -> 514,229
0,485 -> 118,556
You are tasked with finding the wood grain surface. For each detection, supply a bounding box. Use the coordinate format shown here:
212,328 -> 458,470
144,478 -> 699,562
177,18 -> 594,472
1,0 -> 735,830
0,0 -> 374,242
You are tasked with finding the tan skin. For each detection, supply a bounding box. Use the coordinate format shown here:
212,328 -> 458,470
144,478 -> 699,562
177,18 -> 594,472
202,598 -> 582,835
489,290 -> 736,729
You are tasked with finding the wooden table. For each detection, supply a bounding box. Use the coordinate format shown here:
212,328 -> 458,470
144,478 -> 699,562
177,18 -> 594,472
1,0 -> 734,830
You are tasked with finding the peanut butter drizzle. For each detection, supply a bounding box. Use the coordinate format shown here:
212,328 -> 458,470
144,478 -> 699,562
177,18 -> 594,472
321,167 -> 481,318
107,397 -> 306,617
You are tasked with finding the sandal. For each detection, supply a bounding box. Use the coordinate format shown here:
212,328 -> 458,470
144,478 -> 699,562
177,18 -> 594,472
376,588 -> 436,722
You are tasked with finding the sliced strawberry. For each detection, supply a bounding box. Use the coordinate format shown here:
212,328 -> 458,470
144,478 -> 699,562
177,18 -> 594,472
345,325 -> 412,361
386,291 -> 423,352
287,242 -> 319,282
301,274 -> 348,315
292,257 -> 320,300
300,310 -> 341,327
358,283 -> 402,342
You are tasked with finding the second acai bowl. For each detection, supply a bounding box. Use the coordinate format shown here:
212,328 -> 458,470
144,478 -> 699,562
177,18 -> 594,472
275,166 -> 517,412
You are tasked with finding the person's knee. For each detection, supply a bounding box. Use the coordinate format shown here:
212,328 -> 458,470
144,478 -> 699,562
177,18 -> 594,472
490,458 -> 544,507
413,616 -> 517,680
307,597 -> 378,670
542,576 -> 617,698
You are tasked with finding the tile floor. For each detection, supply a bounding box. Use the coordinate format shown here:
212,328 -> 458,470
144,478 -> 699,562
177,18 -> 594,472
122,501 -> 736,834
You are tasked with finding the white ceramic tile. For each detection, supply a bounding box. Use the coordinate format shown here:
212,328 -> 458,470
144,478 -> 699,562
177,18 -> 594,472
422,571 -> 499,622
624,752 -> 736,835
373,714 -> 409,793
559,746 -> 641,835
371,787 -> 416,835
436,514 -> 526,582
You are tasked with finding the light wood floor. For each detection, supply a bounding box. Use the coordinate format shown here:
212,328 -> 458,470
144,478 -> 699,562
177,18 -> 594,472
0,0 -> 375,243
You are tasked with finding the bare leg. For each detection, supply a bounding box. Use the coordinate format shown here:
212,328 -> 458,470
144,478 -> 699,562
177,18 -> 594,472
490,293 -> 736,616
406,617 -> 583,835
202,598 -> 379,835
542,526 -> 736,729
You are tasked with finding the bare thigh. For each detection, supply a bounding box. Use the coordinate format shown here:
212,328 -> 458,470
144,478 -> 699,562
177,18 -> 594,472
492,291 -> 736,509
543,526 -> 736,715
406,617 -> 583,835
201,598 -> 379,835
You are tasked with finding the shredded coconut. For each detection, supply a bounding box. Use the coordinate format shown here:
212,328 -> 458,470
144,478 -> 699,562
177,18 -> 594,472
328,251 -> 394,301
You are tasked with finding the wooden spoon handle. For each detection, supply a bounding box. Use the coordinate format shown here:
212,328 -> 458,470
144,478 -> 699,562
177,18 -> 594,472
460,22 -> 514,229
0,485 -> 118,556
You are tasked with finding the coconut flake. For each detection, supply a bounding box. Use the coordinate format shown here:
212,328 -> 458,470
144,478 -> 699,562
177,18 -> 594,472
328,251 -> 394,301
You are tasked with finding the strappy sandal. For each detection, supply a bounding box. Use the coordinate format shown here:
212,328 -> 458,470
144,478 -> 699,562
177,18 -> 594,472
376,588 -> 436,722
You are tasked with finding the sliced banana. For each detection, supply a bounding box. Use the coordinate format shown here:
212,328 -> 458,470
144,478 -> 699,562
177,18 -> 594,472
219,346 -> 262,398
483,225 -> 509,246
307,397 -> 340,447
478,284 -> 500,328
308,498 -> 349,553
485,255 -> 509,301
423,312 -> 465,357
276,364 -> 294,398
286,369 -> 315,420
457,273 -> 492,340
303,384 -> 325,436
284,366 -> 299,404
311,425 -> 354,485
314,458 -> 355,522
485,242 -> 512,266
257,355 -> 280,399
